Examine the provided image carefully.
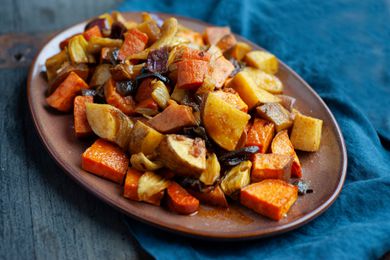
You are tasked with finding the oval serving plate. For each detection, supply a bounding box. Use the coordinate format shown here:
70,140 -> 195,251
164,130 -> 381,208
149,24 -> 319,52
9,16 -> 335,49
28,12 -> 347,240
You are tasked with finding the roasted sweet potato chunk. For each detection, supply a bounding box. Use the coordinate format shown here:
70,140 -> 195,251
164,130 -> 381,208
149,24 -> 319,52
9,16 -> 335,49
46,71 -> 90,112
83,25 -> 102,41
271,130 -> 302,178
176,59 -> 208,90
81,139 -> 129,183
167,182 -> 199,215
245,118 -> 275,153
123,168 -> 143,201
251,153 -> 293,182
74,96 -> 93,137
240,179 -> 298,220
188,186 -> 229,208
105,78 -> 136,115
204,26 -> 230,45
118,28 -> 148,60
148,104 -> 197,133
181,47 -> 210,61
216,33 -> 237,52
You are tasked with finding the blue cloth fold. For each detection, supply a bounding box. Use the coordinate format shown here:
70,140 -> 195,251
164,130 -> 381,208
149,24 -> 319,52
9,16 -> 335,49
119,0 -> 390,258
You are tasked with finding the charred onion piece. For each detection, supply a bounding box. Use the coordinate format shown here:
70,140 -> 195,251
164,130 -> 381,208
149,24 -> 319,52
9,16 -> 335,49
147,47 -> 170,73
183,126 -> 213,149
229,58 -> 246,77
218,146 -> 259,167
116,80 -> 136,96
110,22 -> 127,39
85,18 -> 108,32
135,70 -> 169,86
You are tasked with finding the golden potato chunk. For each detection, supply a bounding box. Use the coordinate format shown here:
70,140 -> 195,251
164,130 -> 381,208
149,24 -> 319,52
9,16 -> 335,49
230,42 -> 252,61
245,50 -> 278,74
128,120 -> 164,155
243,67 -> 283,94
290,112 -> 323,151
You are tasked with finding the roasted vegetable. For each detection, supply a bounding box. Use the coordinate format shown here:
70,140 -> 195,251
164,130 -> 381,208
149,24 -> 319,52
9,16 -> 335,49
128,120 -> 164,155
85,18 -> 109,33
151,80 -> 170,109
86,36 -> 123,54
271,130 -> 302,178
202,92 -> 250,151
48,63 -> 89,95
68,35 -> 89,63
85,103 -> 133,149
240,179 -> 298,220
46,72 -> 90,112
115,80 -> 136,97
134,98 -> 159,116
110,63 -> 144,81
83,25 -> 102,41
45,48 -> 69,82
231,71 -> 281,109
157,135 -> 206,178
137,19 -> 161,43
74,96 -> 93,137
221,160 -> 251,196
199,153 -> 220,185
149,104 -> 197,133
293,180 -> 313,195
203,26 -> 230,45
123,168 -> 143,201
256,103 -> 293,132
137,171 -> 170,206
290,111 -> 323,152
218,146 -> 259,167
147,47 -> 170,73
130,152 -> 163,171
216,33 -> 237,52
167,182 -> 199,215
201,55 -> 234,92
89,64 -> 112,87
243,67 -> 283,94
81,139 -> 128,183
251,153 -> 293,182
277,94 -> 296,112
188,185 -> 228,208
176,59 -> 208,90
230,42 -> 252,61
213,90 -> 248,112
245,50 -> 279,74
246,118 -> 275,153
110,22 -> 127,39
182,126 -> 213,150
118,28 -> 148,60
105,78 -> 136,115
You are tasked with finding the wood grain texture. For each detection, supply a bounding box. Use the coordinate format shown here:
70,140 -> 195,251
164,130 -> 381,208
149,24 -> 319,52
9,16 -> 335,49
0,0 -> 151,259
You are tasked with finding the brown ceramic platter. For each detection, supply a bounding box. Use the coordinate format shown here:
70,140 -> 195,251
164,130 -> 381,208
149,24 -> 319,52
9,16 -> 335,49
27,12 -> 347,240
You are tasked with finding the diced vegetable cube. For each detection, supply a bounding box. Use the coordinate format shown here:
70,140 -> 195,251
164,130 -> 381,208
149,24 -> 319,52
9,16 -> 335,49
277,94 -> 296,112
245,50 -> 279,74
203,92 -> 251,151
137,20 -> 161,43
83,25 -> 102,41
74,96 -> 93,137
104,78 -> 136,115
167,182 -> 199,215
81,139 -> 129,183
230,42 -> 252,61
231,71 -> 280,110
213,90 -> 248,112
118,28 -> 148,60
256,103 -> 293,132
245,118 -> 275,153
216,33 -> 237,52
46,71 -> 90,112
243,67 -> 283,94
176,59 -> 209,90
128,120 -> 164,155
68,35 -> 89,63
240,179 -> 298,220
148,104 -> 197,133
203,26 -> 230,45
123,168 -> 143,201
251,153 -> 293,182
271,130 -> 302,178
221,161 -> 251,196
181,47 -> 211,61
290,112 -> 323,152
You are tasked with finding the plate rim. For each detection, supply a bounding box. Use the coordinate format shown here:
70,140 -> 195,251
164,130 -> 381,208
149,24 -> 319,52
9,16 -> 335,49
27,12 -> 348,241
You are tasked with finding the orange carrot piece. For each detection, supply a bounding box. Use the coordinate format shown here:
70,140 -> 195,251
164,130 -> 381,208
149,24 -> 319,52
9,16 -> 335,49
167,182 -> 199,215
246,118 -> 275,153
83,25 -> 102,41
148,104 -> 197,133
123,168 -> 143,201
216,33 -> 237,52
188,186 -> 229,208
135,78 -> 154,102
204,26 -> 230,45
207,55 -> 235,89
176,59 -> 208,90
213,90 -> 248,112
74,96 -> 93,137
271,130 -> 302,178
105,78 -> 136,115
135,98 -> 159,114
240,179 -> 298,220
176,30 -> 205,46
46,71 -> 90,112
181,47 -> 211,61
118,28 -> 148,60
81,139 -> 129,184
251,153 -> 293,182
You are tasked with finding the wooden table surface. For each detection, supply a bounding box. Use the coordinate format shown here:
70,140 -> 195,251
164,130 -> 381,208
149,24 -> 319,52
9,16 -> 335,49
0,0 -> 151,259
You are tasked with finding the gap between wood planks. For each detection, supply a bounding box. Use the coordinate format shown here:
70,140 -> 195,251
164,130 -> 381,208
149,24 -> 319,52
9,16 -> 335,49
0,32 -> 55,69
